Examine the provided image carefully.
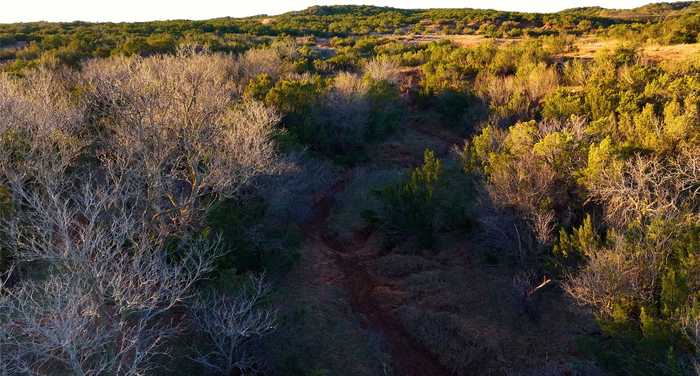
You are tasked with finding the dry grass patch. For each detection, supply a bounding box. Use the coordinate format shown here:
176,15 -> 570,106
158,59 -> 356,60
642,43 -> 700,62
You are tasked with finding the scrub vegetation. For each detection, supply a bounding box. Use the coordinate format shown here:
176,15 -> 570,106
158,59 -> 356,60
0,2 -> 699,375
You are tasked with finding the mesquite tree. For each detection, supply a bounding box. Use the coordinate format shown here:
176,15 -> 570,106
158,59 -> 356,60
0,50 -> 283,375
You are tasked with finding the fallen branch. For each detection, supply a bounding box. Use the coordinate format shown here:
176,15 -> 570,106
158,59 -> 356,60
528,276 -> 552,297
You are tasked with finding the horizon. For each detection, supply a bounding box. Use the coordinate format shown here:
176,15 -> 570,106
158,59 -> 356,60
0,0 -> 689,24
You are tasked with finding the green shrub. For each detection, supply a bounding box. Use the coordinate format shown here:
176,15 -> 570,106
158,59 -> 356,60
551,214 -> 600,273
576,329 -> 689,376
569,220 -> 699,374
282,74 -> 402,162
375,149 -> 443,248
365,78 -> 403,138
265,75 -> 326,115
0,128 -> 31,163
542,88 -> 585,121
204,197 -> 301,284
313,49 -> 360,73
433,89 -> 485,129
244,73 -> 274,101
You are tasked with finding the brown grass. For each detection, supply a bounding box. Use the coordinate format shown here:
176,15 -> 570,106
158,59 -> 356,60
562,36 -> 700,62
642,43 -> 700,63
386,34 -> 520,48
389,33 -> 699,64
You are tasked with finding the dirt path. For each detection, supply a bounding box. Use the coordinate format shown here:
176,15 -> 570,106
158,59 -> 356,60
289,114 -> 468,375
301,171 -> 450,376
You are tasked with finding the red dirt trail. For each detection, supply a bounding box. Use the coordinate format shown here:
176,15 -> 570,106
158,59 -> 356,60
300,172 -> 450,376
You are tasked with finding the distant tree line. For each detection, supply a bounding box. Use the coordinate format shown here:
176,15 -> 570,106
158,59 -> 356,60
0,2 -> 697,72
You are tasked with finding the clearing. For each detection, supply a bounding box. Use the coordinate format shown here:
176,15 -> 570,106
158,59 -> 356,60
270,110 -> 601,375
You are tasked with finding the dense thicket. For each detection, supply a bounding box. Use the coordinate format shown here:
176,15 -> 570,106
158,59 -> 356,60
0,49 -> 285,374
450,42 -> 700,375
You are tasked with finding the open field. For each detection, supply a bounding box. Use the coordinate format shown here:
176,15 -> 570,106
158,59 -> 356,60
383,33 -> 700,63
642,42 -> 700,62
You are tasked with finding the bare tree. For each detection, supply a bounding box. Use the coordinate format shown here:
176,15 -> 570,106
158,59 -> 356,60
364,56 -> 401,84
236,45 -> 290,85
191,275 -> 277,375
487,150 -> 558,246
672,147 -> 700,203
319,72 -> 370,130
591,156 -> 677,227
682,306 -> 700,356
567,148 -> 700,350
530,209 -> 556,246
520,63 -> 559,105
83,52 -> 281,235
0,69 -> 85,190
562,230 -> 661,318
1,176 -> 223,375
0,50 -> 285,375
479,117 -> 591,249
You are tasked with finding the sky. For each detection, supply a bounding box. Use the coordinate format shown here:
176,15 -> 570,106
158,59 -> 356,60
0,0 -> 675,23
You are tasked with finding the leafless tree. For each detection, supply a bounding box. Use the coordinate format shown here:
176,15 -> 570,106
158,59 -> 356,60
562,231 -> 659,318
530,209 -> 556,246
487,150 -> 558,246
1,175 -> 223,375
470,184 -> 537,264
83,52 -> 281,235
191,275 -> 277,375
474,63 -> 559,125
236,42 -> 295,85
520,63 -> 559,104
672,146 -> 700,203
0,69 -> 85,190
320,72 -> 370,129
682,305 -> 700,356
588,148 -> 700,228
0,50 -> 285,375
479,117 -> 591,251
364,56 -> 401,84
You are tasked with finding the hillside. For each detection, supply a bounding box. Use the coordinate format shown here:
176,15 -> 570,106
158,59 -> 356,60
0,2 -> 699,376
0,1 -> 698,71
